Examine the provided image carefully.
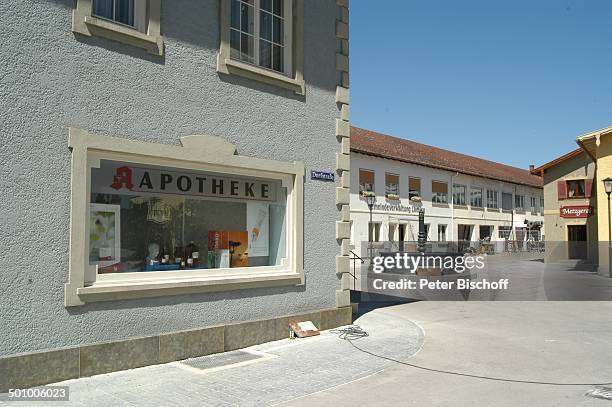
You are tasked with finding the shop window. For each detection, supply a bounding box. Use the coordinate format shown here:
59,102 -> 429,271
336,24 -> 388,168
501,192 -> 513,210
408,177 -> 421,200
359,169 -> 375,194
437,224 -> 447,242
470,187 -> 483,207
66,128 -> 304,306
453,184 -> 466,206
72,0 -> 163,55
498,226 -> 512,239
486,190 -> 498,209
385,173 -> 400,199
479,225 -> 492,240
90,160 -> 287,273
219,0 -> 305,94
432,181 -> 448,204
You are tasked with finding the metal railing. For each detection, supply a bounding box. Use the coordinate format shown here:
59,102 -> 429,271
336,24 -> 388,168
349,250 -> 364,291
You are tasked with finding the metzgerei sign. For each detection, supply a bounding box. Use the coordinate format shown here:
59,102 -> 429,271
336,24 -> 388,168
560,205 -> 593,218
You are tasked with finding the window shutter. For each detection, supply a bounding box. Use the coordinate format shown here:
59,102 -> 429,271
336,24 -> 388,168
585,179 -> 593,198
557,181 -> 567,200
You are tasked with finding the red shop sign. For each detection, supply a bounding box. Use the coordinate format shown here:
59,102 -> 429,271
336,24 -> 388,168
560,205 -> 593,218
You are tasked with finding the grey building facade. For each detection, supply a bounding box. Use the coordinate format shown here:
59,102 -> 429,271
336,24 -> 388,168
0,0 -> 351,389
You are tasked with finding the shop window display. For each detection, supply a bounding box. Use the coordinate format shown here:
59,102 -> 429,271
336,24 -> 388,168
89,160 -> 287,273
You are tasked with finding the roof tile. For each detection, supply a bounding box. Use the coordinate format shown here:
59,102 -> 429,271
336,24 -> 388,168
351,127 -> 543,188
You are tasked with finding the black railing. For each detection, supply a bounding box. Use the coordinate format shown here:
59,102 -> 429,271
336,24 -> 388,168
349,250 -> 364,291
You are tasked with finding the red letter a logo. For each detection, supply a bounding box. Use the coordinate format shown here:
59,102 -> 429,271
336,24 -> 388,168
110,166 -> 134,190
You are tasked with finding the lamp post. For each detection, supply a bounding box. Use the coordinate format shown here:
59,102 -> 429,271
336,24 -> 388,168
364,193 -> 376,265
603,177 -> 612,247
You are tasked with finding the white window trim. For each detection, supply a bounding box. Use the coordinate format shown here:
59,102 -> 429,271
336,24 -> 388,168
218,0 -> 305,95
65,127 -> 305,306
72,0 -> 164,55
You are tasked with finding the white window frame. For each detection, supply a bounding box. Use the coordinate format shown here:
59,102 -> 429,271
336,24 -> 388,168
486,189 -> 498,209
470,186 -> 483,208
72,0 -> 164,55
65,128 -> 305,306
359,168 -> 375,194
229,0 -> 293,75
431,180 -> 448,204
408,176 -> 421,200
453,184 -> 466,206
437,224 -> 447,242
218,0 -> 305,95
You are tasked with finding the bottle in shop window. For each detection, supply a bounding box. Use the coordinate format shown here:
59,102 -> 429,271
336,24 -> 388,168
185,241 -> 199,269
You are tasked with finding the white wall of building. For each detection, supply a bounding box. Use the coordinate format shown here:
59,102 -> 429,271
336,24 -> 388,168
350,153 -> 544,256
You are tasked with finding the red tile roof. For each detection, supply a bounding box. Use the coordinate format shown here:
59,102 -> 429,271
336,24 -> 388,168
351,127 -> 543,188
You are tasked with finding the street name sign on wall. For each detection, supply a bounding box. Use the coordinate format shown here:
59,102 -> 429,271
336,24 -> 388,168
310,170 -> 335,182
560,205 -> 593,218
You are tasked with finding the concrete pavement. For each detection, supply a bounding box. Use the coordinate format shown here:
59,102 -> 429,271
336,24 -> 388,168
284,302 -> 612,407
3,301 -> 612,406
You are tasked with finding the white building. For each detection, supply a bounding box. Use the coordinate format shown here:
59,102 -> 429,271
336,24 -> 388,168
350,127 -> 544,257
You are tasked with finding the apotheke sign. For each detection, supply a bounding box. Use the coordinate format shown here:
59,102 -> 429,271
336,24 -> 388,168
560,205 -> 593,218
92,161 -> 277,201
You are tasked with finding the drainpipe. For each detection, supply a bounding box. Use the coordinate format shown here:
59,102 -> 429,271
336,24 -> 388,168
451,172 -> 459,243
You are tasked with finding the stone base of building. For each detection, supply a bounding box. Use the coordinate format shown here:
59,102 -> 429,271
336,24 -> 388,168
0,307 -> 352,392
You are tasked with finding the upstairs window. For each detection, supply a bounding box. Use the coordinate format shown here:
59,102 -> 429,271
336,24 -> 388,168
359,169 -> 375,194
486,190 -> 498,209
385,173 -> 399,199
408,177 -> 421,200
230,0 -> 292,74
432,181 -> 448,203
515,194 -> 525,211
501,192 -> 513,210
92,0 -> 146,31
558,179 -> 593,200
470,187 -> 483,207
453,184 -> 466,206
530,196 -> 539,213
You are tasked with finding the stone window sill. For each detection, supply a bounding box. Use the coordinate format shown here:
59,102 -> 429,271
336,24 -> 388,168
453,205 -> 468,210
76,271 -> 303,303
75,15 -> 164,55
432,203 -> 449,208
218,57 -> 305,95
471,206 -> 484,211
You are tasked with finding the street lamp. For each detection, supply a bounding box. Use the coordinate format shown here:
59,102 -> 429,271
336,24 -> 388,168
603,177 -> 612,246
364,192 -> 376,265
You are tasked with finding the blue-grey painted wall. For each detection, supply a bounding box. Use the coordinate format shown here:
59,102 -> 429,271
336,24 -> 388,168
0,0 -> 341,355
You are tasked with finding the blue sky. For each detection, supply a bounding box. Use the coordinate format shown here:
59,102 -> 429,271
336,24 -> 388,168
350,0 -> 612,169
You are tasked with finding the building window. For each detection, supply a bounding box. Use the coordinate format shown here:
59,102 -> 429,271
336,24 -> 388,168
90,160 -> 287,273
65,128 -> 304,306
502,192 -> 513,210
453,184 -> 466,206
359,169 -> 375,194
368,222 -> 381,243
479,225 -> 492,240
385,173 -> 400,199
219,0 -> 305,94
437,224 -> 447,242
432,181 -> 448,204
567,180 -> 585,198
530,196 -> 539,213
72,0 -> 163,55
230,0 -> 291,73
92,0 -> 144,29
486,190 -> 498,209
470,187 -> 483,208
498,226 -> 512,239
540,197 -> 544,210
408,177 -> 421,200
515,194 -> 525,211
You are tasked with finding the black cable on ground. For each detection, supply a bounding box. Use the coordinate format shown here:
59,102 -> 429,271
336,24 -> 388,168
333,325 -> 612,387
